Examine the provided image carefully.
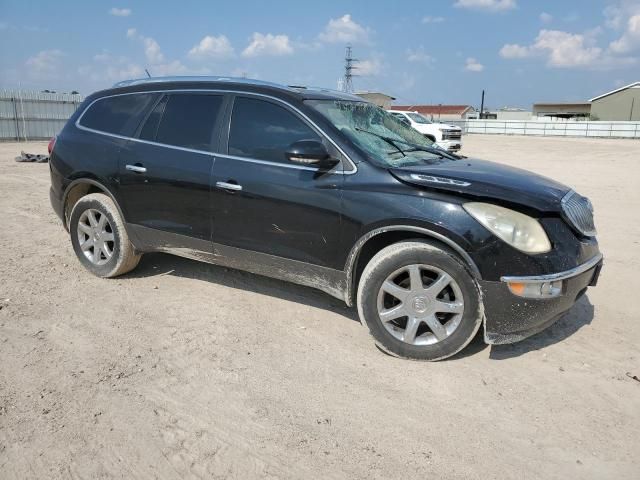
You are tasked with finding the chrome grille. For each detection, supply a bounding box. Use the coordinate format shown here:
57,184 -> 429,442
561,191 -> 596,237
442,130 -> 462,140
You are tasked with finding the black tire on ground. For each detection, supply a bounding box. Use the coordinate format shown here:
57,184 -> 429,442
69,193 -> 141,278
356,241 -> 483,361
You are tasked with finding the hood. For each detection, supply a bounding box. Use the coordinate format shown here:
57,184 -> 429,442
390,157 -> 570,212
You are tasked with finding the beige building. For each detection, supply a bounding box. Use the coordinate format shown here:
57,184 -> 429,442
354,92 -> 396,109
590,82 -> 640,121
532,102 -> 591,120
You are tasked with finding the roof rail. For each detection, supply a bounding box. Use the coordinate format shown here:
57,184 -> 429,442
112,75 -> 292,90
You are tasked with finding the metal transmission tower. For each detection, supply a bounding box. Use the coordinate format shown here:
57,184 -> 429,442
342,45 -> 358,93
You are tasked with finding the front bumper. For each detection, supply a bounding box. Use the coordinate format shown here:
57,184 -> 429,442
480,254 -> 603,344
435,140 -> 461,152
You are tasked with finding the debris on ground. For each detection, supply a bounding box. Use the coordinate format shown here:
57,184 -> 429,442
15,151 -> 49,163
626,372 -> 640,383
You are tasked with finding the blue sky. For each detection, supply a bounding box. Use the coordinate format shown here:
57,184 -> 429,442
1,0 -> 639,108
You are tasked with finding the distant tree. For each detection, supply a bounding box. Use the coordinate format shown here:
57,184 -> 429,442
589,114 -> 600,121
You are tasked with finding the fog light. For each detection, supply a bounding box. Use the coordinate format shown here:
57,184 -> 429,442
507,280 -> 562,298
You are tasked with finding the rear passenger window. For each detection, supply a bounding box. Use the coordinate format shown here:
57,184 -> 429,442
80,93 -> 156,136
139,96 -> 167,142
228,97 -> 321,163
152,94 -> 223,151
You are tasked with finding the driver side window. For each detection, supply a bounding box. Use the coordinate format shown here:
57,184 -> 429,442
228,97 -> 321,164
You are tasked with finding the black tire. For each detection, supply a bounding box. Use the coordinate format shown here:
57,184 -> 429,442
69,193 -> 141,278
357,241 -> 483,361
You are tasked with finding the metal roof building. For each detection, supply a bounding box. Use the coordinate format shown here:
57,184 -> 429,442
589,82 -> 640,121
354,91 -> 396,109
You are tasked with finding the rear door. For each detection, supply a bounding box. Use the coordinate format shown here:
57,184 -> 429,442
210,94 -> 344,270
118,92 -> 226,250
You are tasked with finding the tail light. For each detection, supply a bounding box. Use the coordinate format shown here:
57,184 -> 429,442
47,136 -> 57,155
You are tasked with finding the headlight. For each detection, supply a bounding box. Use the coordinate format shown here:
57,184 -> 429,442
463,202 -> 551,253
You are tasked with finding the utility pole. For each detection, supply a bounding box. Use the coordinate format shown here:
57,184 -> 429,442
343,45 -> 358,93
479,90 -> 485,119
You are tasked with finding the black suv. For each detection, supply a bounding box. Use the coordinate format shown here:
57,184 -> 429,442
49,77 -> 602,360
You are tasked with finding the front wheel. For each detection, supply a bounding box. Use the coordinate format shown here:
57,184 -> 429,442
357,241 -> 483,361
69,193 -> 141,278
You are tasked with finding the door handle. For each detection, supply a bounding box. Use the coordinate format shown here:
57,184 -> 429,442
126,164 -> 147,173
216,181 -> 242,192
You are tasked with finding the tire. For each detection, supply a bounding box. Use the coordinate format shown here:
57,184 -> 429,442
357,241 -> 482,361
69,193 -> 141,278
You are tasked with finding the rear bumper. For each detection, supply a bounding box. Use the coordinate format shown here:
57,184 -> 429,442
481,254 -> 603,344
49,186 -> 65,225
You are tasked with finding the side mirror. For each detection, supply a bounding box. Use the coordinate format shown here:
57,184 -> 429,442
285,140 -> 339,170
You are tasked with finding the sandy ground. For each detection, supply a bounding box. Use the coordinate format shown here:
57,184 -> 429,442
0,135 -> 639,479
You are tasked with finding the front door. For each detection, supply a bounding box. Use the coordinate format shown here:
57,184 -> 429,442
118,92 -> 226,250
210,95 -> 344,271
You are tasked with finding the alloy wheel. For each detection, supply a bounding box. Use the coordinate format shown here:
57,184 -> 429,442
77,209 -> 115,266
376,264 -> 465,345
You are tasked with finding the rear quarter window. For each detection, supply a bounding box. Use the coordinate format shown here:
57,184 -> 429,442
79,93 -> 157,137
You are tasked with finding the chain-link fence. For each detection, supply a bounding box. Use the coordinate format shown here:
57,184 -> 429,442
0,89 -> 85,141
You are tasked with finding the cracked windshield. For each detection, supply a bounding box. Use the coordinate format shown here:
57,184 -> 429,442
307,100 -> 452,167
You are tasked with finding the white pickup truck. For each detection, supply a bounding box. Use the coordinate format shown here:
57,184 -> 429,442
388,110 -> 463,152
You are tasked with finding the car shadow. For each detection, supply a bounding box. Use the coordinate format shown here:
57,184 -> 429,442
124,252 -> 361,323
124,253 -> 595,360
488,296 -> 595,360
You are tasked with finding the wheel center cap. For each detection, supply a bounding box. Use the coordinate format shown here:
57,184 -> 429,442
412,297 -> 429,314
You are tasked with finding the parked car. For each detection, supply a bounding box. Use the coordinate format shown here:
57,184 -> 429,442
49,77 -> 602,360
388,110 -> 463,152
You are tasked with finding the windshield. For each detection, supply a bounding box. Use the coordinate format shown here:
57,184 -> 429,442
306,100 -> 448,167
407,112 -> 431,124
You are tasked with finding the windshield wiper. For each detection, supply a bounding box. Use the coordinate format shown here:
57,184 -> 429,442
354,128 -> 456,160
354,128 -> 406,156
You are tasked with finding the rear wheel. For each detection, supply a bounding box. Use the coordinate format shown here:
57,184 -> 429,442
69,193 -> 141,278
357,241 -> 482,361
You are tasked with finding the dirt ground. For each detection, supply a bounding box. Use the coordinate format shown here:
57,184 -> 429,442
0,135 -> 638,479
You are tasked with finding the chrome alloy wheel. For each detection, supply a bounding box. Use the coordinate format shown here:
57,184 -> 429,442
376,264 -> 465,346
76,209 -> 115,266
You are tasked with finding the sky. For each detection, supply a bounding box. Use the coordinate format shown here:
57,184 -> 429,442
1,0 -> 640,109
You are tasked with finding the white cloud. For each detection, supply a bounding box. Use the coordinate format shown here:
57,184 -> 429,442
150,60 -> 189,76
106,63 -> 145,81
242,33 -> 293,57
534,30 -> 602,67
357,57 -> 382,76
109,8 -> 131,17
126,29 -> 166,64
422,16 -> 445,24
604,0 -> 640,29
540,12 -> 553,24
500,29 -> 601,67
407,47 -> 435,64
454,0 -> 516,12
464,57 -> 484,71
499,29 -> 637,69
142,36 -> 164,64
188,35 -> 234,60
499,43 -> 531,58
25,49 -> 64,74
609,15 -> 640,53
318,14 -> 370,44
